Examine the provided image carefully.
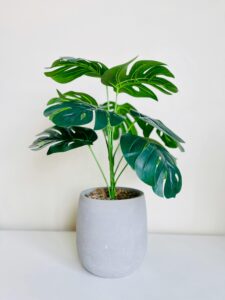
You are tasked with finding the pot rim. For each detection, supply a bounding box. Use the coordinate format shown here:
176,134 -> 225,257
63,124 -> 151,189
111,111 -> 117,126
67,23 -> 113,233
80,186 -> 144,201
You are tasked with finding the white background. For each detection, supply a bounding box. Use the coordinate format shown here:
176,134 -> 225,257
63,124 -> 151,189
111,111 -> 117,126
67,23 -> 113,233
0,0 -> 224,233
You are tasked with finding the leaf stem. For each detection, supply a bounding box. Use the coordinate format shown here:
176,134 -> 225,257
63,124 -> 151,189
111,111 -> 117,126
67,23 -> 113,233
88,145 -> 109,188
106,86 -> 116,199
114,90 -> 119,113
106,86 -> 110,111
127,120 -> 137,132
113,142 -> 120,157
115,163 -> 128,184
103,131 -> 109,150
115,155 -> 124,174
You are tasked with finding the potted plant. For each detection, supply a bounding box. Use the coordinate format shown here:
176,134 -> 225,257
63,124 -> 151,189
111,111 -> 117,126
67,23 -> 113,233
30,56 -> 184,278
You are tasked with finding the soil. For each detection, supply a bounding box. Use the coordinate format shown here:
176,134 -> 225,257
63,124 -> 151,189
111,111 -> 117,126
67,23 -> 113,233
86,188 -> 140,200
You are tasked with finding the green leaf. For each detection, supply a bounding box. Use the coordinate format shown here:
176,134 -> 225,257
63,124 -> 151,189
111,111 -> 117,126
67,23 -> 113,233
101,58 -> 178,100
30,126 -> 97,155
101,102 -> 138,140
130,110 -> 185,151
156,130 -> 184,152
48,90 -> 98,106
135,117 -> 154,138
94,109 -> 108,130
44,100 -> 124,130
45,57 -> 108,83
120,133 -> 182,198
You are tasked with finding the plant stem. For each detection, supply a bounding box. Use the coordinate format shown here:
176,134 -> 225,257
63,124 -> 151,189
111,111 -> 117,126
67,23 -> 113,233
114,91 -> 118,113
88,145 -> 109,188
115,163 -> 128,184
113,142 -> 120,157
106,86 -> 110,111
106,86 -> 116,199
115,155 -> 124,174
108,124 -> 116,198
103,131 -> 109,150
127,120 -> 137,132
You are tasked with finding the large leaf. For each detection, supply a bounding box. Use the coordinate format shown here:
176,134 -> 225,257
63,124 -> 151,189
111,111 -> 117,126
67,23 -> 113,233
101,58 -> 178,100
45,57 -> 108,83
130,110 -> 185,151
120,133 -> 182,198
44,100 -> 124,130
30,126 -> 97,155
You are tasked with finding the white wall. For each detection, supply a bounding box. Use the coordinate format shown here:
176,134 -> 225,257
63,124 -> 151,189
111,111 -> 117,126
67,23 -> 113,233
0,0 -> 225,233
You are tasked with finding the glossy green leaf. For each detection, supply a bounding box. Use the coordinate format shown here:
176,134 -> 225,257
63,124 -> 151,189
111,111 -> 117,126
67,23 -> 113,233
44,100 -> 124,130
45,57 -> 108,83
101,102 -> 138,140
135,116 -> 154,138
115,102 -> 153,138
30,126 -> 97,155
48,90 -> 98,106
156,130 -> 184,151
101,58 -> 178,100
120,133 -> 182,198
130,110 -> 184,151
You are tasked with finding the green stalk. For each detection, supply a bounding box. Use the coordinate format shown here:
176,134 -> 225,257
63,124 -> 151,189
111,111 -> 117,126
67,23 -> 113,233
127,120 -> 137,132
115,163 -> 128,184
113,142 -> 120,157
88,146 -> 109,189
106,87 -> 116,199
108,124 -> 116,199
114,91 -> 119,113
115,155 -> 124,174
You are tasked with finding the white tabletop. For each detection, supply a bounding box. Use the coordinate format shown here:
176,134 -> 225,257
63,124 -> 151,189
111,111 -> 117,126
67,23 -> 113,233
0,231 -> 224,300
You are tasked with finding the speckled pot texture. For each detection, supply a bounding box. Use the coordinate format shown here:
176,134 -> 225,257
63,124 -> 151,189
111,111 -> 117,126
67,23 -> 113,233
76,187 -> 147,278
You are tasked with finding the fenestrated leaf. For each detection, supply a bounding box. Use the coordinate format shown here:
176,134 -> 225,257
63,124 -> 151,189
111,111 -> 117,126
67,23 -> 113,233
48,90 -> 98,106
156,130 -> 184,151
135,116 -> 154,138
120,133 -> 182,198
44,100 -> 124,130
30,126 -> 98,155
130,110 -> 185,151
101,57 -> 178,100
45,57 -> 108,83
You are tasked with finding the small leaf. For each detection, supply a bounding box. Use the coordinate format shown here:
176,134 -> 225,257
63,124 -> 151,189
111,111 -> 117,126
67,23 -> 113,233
30,126 -> 98,155
120,133 -> 182,198
45,57 -> 108,83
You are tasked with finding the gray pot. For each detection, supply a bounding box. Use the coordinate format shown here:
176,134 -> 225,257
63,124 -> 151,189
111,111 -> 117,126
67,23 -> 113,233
76,187 -> 147,278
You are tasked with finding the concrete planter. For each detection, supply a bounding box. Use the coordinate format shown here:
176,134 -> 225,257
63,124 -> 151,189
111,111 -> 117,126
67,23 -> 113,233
76,187 -> 147,278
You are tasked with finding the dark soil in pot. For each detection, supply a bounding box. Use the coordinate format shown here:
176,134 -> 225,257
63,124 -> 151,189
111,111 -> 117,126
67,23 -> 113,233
86,187 -> 140,200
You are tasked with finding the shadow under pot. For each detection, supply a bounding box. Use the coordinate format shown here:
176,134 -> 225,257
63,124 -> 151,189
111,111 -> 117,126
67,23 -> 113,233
76,187 -> 147,278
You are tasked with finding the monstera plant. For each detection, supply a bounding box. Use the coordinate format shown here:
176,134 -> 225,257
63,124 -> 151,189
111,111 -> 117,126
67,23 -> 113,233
30,57 -> 184,199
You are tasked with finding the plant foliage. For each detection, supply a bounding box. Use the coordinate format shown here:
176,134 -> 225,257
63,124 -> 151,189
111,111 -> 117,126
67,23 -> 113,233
31,56 -> 184,199
45,57 -> 108,83
101,57 -> 177,100
30,126 -> 97,155
120,134 -> 182,198
44,97 -> 124,130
